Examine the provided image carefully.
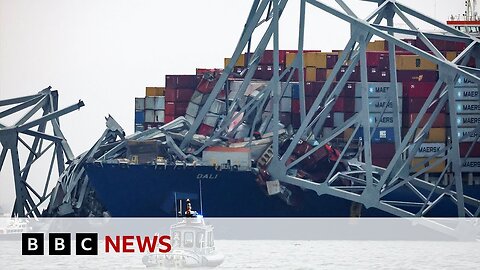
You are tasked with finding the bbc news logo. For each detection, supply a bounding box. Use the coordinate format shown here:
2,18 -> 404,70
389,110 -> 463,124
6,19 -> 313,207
22,233 -> 98,255
22,233 -> 171,255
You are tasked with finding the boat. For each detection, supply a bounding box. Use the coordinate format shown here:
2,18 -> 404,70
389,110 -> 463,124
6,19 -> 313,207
0,218 -> 30,240
142,202 -> 224,268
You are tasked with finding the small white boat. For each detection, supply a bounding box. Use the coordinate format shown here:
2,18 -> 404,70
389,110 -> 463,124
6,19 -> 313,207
0,218 -> 30,240
143,215 -> 224,268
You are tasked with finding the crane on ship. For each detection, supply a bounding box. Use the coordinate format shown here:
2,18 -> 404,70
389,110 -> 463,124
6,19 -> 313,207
1,0 -> 480,235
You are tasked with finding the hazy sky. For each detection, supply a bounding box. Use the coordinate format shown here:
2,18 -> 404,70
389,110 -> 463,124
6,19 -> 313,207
0,0 -> 460,212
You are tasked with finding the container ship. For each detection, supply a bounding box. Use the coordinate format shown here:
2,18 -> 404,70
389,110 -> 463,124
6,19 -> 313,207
43,0 -> 480,218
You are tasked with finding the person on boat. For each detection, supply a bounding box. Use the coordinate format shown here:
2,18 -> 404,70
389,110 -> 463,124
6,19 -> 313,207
185,199 -> 198,217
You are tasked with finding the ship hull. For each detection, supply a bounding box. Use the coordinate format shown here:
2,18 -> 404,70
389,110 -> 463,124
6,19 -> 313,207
86,163 -> 480,217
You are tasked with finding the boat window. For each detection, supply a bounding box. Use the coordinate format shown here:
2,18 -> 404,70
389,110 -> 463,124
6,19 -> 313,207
196,232 -> 204,248
184,232 -> 194,248
172,231 -> 181,247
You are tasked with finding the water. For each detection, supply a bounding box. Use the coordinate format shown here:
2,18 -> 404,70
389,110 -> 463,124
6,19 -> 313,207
1,240 -> 479,269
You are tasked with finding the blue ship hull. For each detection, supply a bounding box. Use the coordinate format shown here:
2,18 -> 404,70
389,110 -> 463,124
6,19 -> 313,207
85,163 -> 480,217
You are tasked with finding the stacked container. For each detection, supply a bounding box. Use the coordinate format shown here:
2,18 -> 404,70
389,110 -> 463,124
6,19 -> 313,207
135,87 -> 165,132
165,75 -> 199,123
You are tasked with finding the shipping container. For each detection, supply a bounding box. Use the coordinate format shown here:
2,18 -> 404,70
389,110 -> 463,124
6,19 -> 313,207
371,143 -> 396,159
146,87 -> 165,97
203,113 -> 220,127
411,158 -> 446,173
154,96 -> 165,110
453,100 -> 480,114
345,127 -> 397,143
454,87 -> 480,101
155,110 -> 165,123
186,102 -> 200,117
461,158 -> 480,172
203,147 -> 251,169
456,114 -> 480,127
460,143 -> 480,157
135,110 -> 145,124
403,113 -> 448,128
368,67 -> 390,82
134,124 -> 144,133
165,75 -> 199,89
369,113 -> 401,128
411,143 -> 446,158
145,96 -> 155,110
355,97 -> 403,113
304,52 -> 327,68
135,98 -> 145,110
165,102 -> 188,116
336,66 -> 360,82
366,51 -> 389,69
165,88 -> 195,102
210,99 -> 226,114
456,127 -> 480,142
403,82 -> 436,98
198,123 -> 215,136
397,70 -> 438,83
411,128 -> 446,143
306,67 -> 317,81
145,110 -> 155,123
367,40 -> 386,51
396,55 -> 437,70
191,90 -> 209,105
224,54 -> 245,67
326,53 -> 339,69
403,97 -> 445,113
354,82 -> 403,98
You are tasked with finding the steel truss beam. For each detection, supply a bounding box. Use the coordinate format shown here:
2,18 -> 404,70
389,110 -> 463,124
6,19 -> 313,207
180,0 -> 480,218
0,87 -> 84,217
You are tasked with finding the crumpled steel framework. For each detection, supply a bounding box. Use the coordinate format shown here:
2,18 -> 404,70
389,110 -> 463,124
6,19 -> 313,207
0,87 -> 84,217
180,0 -> 480,217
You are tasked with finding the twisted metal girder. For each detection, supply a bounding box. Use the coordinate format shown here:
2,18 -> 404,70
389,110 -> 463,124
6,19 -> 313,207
0,87 -> 84,217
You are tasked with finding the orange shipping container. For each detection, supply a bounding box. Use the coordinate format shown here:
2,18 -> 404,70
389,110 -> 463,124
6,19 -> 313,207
395,55 -> 437,70
412,128 -> 446,143
367,40 -> 386,51
304,52 -> 327,68
306,67 -> 317,81
411,158 -> 445,173
224,54 -> 245,68
146,87 -> 165,97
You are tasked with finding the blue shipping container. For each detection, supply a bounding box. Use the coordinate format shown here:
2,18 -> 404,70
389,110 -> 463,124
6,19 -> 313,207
135,110 -> 145,124
352,127 -> 396,143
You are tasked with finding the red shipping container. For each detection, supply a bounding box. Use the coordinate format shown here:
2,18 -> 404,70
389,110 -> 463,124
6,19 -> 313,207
260,50 -> 288,65
339,82 -> 356,97
165,88 -> 195,102
280,112 -> 292,126
165,102 -> 188,116
316,68 -> 327,81
305,81 -> 324,97
292,113 -> 301,128
371,143 -> 396,159
395,38 -> 416,52
291,99 -> 300,113
336,66 -> 360,82
198,123 -> 214,136
165,75 -> 198,89
372,159 -> 392,168
460,143 -> 480,157
326,54 -> 339,69
332,96 -> 344,112
403,113 -> 447,128
368,67 -> 390,82
403,82 -> 436,98
397,70 -> 438,83
403,97 -> 446,113
366,51 -> 389,69
164,114 -> 175,123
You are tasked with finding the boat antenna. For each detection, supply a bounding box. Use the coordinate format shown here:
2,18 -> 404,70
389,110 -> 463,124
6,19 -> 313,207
199,179 -> 203,215
174,192 -> 178,220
